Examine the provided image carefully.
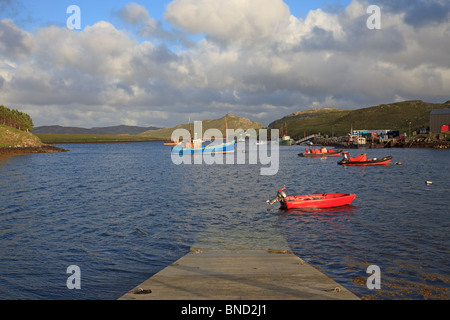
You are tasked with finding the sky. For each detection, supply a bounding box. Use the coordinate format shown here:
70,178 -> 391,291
0,0 -> 449,128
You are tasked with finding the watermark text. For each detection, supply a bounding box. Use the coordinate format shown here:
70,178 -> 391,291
170,121 -> 280,176
67,5 -> 81,30
66,265 -> 81,289
366,265 -> 381,289
366,5 -> 381,30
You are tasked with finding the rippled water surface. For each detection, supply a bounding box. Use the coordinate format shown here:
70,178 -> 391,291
0,143 -> 448,299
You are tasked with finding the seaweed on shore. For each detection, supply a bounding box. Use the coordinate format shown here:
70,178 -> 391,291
0,145 -> 69,156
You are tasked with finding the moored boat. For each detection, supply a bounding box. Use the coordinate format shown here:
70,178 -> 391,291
280,136 -> 293,146
267,188 -> 356,209
279,122 -> 293,146
299,148 -> 342,157
164,140 -> 180,146
171,117 -> 236,155
338,152 -> 392,165
334,134 -> 369,149
171,140 -> 235,155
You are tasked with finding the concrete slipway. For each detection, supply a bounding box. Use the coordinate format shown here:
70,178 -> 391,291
119,226 -> 360,300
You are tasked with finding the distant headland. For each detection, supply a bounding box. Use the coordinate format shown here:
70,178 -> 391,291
0,106 -> 68,156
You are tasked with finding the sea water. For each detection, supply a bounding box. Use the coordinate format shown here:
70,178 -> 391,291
0,143 -> 448,299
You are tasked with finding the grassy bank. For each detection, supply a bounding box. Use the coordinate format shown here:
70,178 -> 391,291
0,124 -> 43,148
35,133 -> 163,144
1,124 -> 69,155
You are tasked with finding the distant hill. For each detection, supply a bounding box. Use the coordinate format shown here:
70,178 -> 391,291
268,108 -> 342,128
33,125 -> 161,135
140,114 -> 266,140
269,100 -> 450,138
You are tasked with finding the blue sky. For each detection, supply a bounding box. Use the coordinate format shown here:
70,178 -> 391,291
4,0 -> 352,32
0,0 -> 449,128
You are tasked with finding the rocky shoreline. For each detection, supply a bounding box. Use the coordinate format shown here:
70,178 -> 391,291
309,136 -> 450,149
401,136 -> 450,149
0,145 -> 69,156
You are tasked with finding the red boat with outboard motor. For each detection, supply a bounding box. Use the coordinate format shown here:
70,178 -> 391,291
267,187 -> 356,210
337,152 -> 392,166
299,147 -> 342,157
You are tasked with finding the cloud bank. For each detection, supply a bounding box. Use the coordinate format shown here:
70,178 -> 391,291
0,0 -> 449,128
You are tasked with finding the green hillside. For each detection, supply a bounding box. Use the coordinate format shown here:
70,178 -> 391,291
0,124 -> 43,148
140,113 -> 266,140
269,100 -> 450,138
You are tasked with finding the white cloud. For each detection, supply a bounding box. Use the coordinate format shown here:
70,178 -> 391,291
118,2 -> 162,39
119,2 -> 152,25
164,0 -> 290,46
0,1 -> 449,128
0,18 -> 34,60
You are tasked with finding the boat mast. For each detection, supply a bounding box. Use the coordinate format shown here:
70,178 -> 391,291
225,115 -> 228,142
189,116 -> 192,143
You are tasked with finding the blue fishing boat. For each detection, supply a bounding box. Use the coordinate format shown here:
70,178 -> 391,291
171,117 -> 236,155
171,139 -> 235,155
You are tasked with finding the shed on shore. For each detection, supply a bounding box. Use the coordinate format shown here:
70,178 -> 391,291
430,109 -> 450,133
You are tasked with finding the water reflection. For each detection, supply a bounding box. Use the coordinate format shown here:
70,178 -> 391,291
278,205 -> 357,216
0,154 -> 14,165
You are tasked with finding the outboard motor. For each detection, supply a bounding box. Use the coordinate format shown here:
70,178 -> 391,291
267,187 -> 287,205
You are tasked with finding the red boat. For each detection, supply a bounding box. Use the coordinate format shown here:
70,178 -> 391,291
338,152 -> 392,165
267,188 -> 356,210
299,148 -> 342,157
